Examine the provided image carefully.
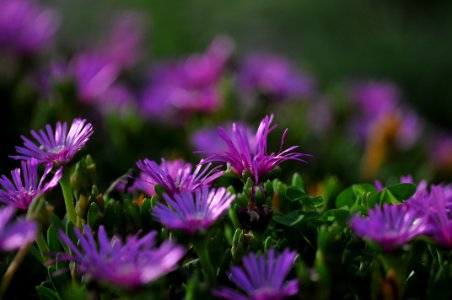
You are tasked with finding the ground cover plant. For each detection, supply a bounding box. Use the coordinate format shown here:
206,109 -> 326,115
1,1 -> 452,299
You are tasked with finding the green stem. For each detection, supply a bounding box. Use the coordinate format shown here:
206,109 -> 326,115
0,243 -> 31,296
60,169 -> 76,225
192,239 -> 216,286
36,232 -> 50,262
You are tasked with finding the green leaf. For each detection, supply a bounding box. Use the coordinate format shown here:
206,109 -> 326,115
273,211 -> 304,226
36,285 -> 61,300
386,183 -> 416,202
285,187 -> 306,202
336,186 -> 354,208
291,173 -> 305,191
47,225 -> 62,252
322,209 -> 350,223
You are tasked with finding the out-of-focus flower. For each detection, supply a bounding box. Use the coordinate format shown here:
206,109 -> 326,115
0,0 -> 59,55
140,36 -> 233,122
11,118 -> 94,165
191,122 -> 254,154
349,203 -> 430,251
214,248 -> 298,300
136,159 -> 222,195
349,81 -> 421,150
152,188 -> 235,235
56,225 -> 184,289
0,159 -> 62,209
103,12 -> 144,70
201,114 -> 309,183
0,206 -> 37,251
237,53 -> 314,101
430,133 -> 452,172
306,98 -> 333,134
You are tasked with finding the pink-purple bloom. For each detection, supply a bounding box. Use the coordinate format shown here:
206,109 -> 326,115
0,206 -> 37,251
237,53 -> 314,101
349,203 -> 430,251
349,81 -> 421,150
430,133 -> 452,172
11,118 -> 94,165
0,0 -> 59,55
55,225 -> 185,289
201,115 -> 309,183
214,248 -> 298,300
136,159 -> 223,195
140,37 -> 233,122
0,159 -> 62,209
152,188 -> 235,235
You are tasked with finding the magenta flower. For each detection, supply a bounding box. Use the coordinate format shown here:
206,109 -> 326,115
237,53 -> 314,101
140,37 -> 233,122
0,159 -> 62,209
349,203 -> 430,251
0,0 -> 59,55
136,159 -> 223,195
152,188 -> 235,235
56,225 -> 185,289
349,81 -> 421,150
214,248 -> 298,300
0,206 -> 37,251
201,115 -> 309,183
430,133 -> 452,172
11,118 -> 94,165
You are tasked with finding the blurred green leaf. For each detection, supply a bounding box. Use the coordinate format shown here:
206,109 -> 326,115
273,210 -> 304,226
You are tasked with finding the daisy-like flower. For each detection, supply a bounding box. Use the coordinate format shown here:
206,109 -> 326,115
152,188 -> 235,235
214,248 -> 298,300
11,118 -> 94,165
237,53 -> 314,101
0,0 -> 59,55
0,159 -> 62,209
201,114 -> 309,183
0,206 -> 37,251
349,203 -> 430,251
56,225 -> 185,289
136,158 -> 222,195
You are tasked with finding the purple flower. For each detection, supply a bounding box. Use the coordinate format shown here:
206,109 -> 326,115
0,159 -> 62,209
140,37 -> 233,122
349,203 -> 430,251
214,248 -> 298,300
237,53 -> 314,101
56,225 -> 185,289
152,188 -> 235,235
0,206 -> 37,251
201,114 -> 309,183
0,0 -> 59,55
11,118 -> 94,165
136,158 -> 223,195
349,81 -> 421,150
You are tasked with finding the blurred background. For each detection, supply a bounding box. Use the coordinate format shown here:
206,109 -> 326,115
2,0 -> 452,189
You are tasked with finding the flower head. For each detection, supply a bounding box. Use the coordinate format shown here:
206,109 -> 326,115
136,158 -> 222,195
349,203 -> 430,251
214,248 -> 298,300
0,0 -> 59,55
237,53 -> 314,101
349,81 -> 421,150
152,188 -> 235,235
201,114 -> 309,183
140,36 -> 233,122
11,118 -> 94,165
0,159 -> 62,209
56,225 -> 185,289
0,206 -> 37,251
